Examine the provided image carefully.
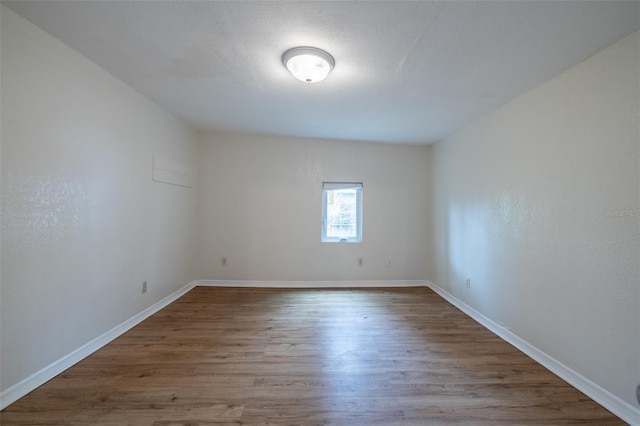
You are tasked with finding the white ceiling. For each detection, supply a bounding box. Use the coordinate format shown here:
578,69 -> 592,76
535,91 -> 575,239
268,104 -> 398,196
4,1 -> 639,145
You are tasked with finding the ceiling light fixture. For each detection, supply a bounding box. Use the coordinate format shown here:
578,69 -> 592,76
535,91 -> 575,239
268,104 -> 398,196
282,47 -> 335,84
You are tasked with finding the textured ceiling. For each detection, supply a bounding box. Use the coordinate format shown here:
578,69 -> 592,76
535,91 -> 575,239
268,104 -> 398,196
4,1 -> 639,144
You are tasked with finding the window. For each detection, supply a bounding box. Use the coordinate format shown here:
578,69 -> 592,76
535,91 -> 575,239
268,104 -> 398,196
321,182 -> 363,243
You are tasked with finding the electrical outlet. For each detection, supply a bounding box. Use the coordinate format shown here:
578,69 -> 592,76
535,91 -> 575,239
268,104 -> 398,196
358,257 -> 364,267
386,259 -> 392,267
466,278 -> 471,289
142,281 -> 148,294
305,258 -> 312,267
221,257 -> 228,267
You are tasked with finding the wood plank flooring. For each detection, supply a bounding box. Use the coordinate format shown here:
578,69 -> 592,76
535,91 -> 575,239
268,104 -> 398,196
0,287 -> 625,425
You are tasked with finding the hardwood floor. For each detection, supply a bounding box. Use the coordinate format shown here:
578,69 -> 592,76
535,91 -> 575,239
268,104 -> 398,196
1,287 -> 625,425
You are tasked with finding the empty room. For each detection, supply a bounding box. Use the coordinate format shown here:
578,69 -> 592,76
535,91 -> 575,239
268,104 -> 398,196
1,1 -> 639,425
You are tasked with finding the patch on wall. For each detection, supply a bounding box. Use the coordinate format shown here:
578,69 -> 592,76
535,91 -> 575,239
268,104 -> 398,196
152,154 -> 194,188
2,171 -> 88,242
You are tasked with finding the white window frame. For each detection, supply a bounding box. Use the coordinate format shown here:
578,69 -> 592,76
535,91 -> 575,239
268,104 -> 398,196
321,182 -> 363,243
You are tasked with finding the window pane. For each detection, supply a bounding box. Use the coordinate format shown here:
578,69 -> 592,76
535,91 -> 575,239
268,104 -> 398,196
326,188 -> 358,238
321,182 -> 362,243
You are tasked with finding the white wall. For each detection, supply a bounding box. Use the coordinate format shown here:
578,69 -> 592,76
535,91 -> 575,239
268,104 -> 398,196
429,32 -> 639,409
2,1 -> 637,418
0,7 -> 199,392
197,133 -> 429,282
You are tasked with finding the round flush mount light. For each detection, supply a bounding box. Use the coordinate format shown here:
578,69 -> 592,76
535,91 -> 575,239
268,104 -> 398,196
282,46 -> 335,84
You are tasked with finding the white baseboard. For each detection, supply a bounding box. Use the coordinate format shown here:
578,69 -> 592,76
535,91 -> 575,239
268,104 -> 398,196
426,281 -> 640,426
0,281 -> 197,411
196,279 -> 428,288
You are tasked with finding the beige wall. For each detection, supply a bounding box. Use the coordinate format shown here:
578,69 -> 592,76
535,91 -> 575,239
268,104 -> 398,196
429,32 -> 639,409
0,7 -> 200,391
196,133 -> 430,282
